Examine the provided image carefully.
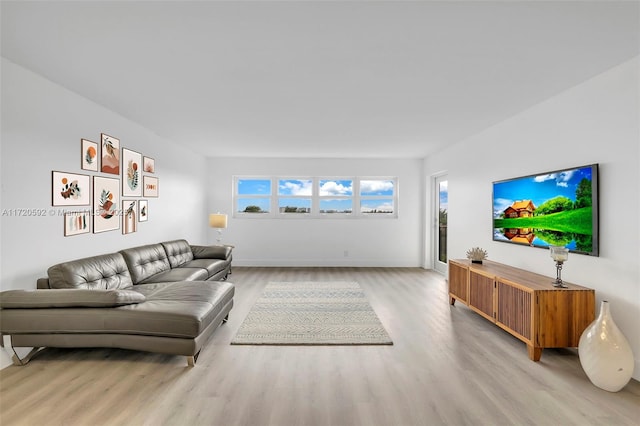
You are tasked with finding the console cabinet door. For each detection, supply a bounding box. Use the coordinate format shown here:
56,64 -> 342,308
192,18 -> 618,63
534,289 -> 596,348
448,260 -> 469,304
495,279 -> 533,344
468,269 -> 495,321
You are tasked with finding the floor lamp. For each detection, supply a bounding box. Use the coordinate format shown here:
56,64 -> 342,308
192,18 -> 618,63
209,213 -> 228,245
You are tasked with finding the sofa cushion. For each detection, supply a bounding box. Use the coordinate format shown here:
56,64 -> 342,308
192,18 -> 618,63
0,289 -> 145,308
120,244 -> 171,284
47,253 -> 134,290
191,245 -> 232,260
138,267 -> 209,284
161,239 -> 194,268
130,281 -> 235,337
180,259 -> 228,277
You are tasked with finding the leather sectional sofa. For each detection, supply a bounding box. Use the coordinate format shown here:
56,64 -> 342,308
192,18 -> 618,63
0,239 -> 234,366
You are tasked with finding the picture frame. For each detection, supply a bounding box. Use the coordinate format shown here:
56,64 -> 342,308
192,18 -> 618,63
122,148 -> 142,197
138,199 -> 148,222
52,171 -> 91,206
122,200 -> 137,234
143,176 -> 159,197
64,211 -> 90,236
143,156 -> 155,173
93,176 -> 120,233
101,133 -> 120,174
81,139 -> 99,171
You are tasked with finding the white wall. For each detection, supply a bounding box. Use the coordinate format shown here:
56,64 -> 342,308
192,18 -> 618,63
207,158 -> 423,267
0,58 -> 209,367
424,57 -> 640,380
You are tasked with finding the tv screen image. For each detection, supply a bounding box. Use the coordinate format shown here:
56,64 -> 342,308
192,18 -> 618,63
492,164 -> 599,256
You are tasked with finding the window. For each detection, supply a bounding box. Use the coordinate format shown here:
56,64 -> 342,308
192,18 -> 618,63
234,176 -> 397,218
359,179 -> 395,215
319,179 -> 353,214
278,179 -> 312,214
236,178 -> 271,214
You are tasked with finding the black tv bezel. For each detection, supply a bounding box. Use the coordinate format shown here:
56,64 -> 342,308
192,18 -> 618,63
491,163 -> 599,257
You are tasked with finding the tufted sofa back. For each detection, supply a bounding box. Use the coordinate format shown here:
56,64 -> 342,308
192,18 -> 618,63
161,239 -> 194,268
119,243 -> 172,284
47,253 -> 134,290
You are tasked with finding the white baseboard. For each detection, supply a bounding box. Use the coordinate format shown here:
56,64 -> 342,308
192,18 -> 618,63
231,259 -> 420,268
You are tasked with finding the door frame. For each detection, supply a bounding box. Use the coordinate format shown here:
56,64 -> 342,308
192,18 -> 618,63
432,173 -> 448,275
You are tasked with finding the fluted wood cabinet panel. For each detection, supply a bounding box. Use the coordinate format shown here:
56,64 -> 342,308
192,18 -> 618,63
496,281 -> 532,341
468,270 -> 495,321
448,260 -> 469,305
448,259 -> 595,361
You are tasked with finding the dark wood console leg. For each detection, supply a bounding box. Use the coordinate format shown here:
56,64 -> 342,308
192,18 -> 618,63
449,296 -> 456,306
528,345 -> 542,362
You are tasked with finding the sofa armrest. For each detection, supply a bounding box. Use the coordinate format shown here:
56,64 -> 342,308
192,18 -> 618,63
37,278 -> 51,289
190,245 -> 232,260
0,289 -> 145,309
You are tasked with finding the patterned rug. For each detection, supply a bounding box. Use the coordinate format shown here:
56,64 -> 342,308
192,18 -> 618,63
231,281 -> 393,345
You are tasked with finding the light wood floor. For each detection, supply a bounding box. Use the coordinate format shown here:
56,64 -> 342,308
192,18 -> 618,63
0,267 -> 638,425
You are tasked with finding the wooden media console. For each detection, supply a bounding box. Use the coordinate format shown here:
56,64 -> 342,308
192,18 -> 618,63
448,259 -> 595,361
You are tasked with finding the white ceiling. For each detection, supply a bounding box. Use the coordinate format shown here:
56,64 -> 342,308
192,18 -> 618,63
2,1 -> 639,159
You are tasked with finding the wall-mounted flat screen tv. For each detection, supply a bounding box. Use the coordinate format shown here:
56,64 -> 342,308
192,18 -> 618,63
492,164 -> 599,256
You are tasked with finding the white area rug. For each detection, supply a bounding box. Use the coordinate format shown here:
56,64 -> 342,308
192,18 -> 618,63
231,281 -> 393,345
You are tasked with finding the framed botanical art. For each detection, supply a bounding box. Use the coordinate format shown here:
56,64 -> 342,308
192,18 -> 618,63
81,139 -> 99,171
122,148 -> 142,197
122,200 -> 137,234
93,176 -> 120,233
143,156 -> 155,173
52,171 -> 91,206
143,176 -> 159,197
138,199 -> 148,222
64,211 -> 90,236
101,133 -> 120,175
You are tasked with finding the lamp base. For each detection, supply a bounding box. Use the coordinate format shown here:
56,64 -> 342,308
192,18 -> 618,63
552,260 -> 568,288
552,280 -> 568,289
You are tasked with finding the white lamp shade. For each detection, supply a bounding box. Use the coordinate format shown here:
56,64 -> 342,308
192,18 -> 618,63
209,213 -> 228,229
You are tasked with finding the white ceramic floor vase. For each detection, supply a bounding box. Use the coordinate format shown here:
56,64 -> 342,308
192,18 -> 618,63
578,300 -> 634,392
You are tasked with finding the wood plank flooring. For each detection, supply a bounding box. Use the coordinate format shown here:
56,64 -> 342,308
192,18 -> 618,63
1,267 -> 638,425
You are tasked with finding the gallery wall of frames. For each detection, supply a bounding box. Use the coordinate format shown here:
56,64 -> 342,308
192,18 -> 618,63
52,133 -> 159,236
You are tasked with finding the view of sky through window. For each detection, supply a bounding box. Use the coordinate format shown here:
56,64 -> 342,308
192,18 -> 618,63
320,199 -> 353,213
238,179 -> 271,195
235,177 -> 396,216
360,200 -> 394,213
237,197 -> 270,213
278,179 -> 312,196
360,180 -> 394,196
319,180 -> 353,196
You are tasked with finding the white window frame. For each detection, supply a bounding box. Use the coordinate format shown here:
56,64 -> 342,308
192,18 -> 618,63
233,176 -> 398,219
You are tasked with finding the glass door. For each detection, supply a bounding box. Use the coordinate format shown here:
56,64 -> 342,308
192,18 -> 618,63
433,175 -> 448,274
